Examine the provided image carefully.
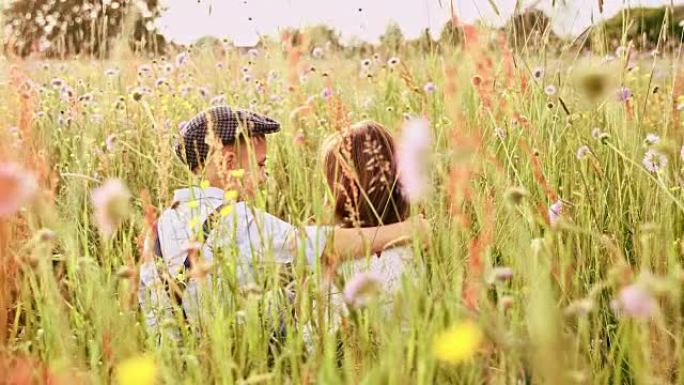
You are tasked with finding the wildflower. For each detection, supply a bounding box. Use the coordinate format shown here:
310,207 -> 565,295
78,92 -> 94,105
532,67 -> 544,81
105,134 -> 118,152
104,68 -> 119,77
642,149 -> 668,173
267,70 -> 278,83
163,63 -> 174,74
320,87 -> 333,99
243,74 -> 252,83
387,57 -> 400,67
175,51 -> 188,67
115,355 -> 157,385
494,127 -> 506,140
645,133 -> 660,145
198,87 -> 209,99
230,169 -> 245,179
312,47 -> 324,58
548,200 -> 563,226
91,179 -> 131,237
576,145 -> 591,160
617,87 -> 632,102
343,272 -> 383,309
487,267 -> 513,284
611,284 -> 657,319
471,75 -> 482,87
137,64 -> 152,77
50,78 -> 65,89
544,84 -> 557,96
423,82 -> 437,93
154,77 -> 167,88
247,48 -> 259,58
361,58 -> 372,68
564,298 -> 595,316
591,128 -> 603,140
397,118 -> 432,202
293,130 -> 306,146
433,320 -> 483,364
0,162 -> 38,217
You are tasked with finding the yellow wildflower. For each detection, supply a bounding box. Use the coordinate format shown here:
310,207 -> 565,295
224,190 -> 238,201
433,320 -> 483,364
116,354 -> 157,385
230,169 -> 245,179
220,205 -> 234,217
199,180 -> 211,189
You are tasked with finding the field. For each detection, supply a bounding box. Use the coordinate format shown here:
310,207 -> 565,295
2,27 -> 684,385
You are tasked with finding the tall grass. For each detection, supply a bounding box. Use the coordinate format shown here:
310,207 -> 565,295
2,19 -> 684,384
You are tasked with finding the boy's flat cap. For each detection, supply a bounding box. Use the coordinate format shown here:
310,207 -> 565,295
175,106 -> 280,170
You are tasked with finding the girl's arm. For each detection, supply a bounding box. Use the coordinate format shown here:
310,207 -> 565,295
326,215 -> 429,263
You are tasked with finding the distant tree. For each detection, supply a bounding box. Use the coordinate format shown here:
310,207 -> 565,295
379,22 -> 404,53
415,28 -> 437,53
505,8 -> 557,51
3,0 -> 166,57
439,19 -> 463,47
601,6 -> 684,50
304,24 -> 342,53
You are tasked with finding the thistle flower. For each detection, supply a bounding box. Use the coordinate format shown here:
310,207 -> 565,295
320,87 -> 333,99
494,127 -> 506,140
50,78 -> 65,89
611,284 -> 657,319
175,52 -> 188,67
642,149 -> 668,173
617,87 -> 632,102
423,82 -> 437,93
576,145 -> 591,160
311,47 -> 324,59
397,118 -> 432,202
0,162 -> 38,217
487,267 -> 513,284
137,64 -> 152,77
532,67 -> 544,81
645,133 -> 660,145
433,321 -> 483,364
544,84 -> 557,96
91,179 -> 131,237
591,128 -> 603,140
387,56 -> 400,67
247,48 -> 259,58
361,58 -> 372,68
343,272 -> 383,309
548,200 -> 563,226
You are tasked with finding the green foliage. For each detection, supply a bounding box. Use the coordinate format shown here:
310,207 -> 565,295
600,6 -> 684,50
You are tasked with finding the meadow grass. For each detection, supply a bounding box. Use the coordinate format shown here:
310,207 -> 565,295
2,26 -> 684,385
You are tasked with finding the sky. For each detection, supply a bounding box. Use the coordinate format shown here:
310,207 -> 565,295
157,0 -> 684,46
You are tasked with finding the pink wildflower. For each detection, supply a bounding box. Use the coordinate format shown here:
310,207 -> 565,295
91,179 -> 131,237
548,200 -> 563,226
611,284 -> 657,319
343,272 -> 383,309
397,118 -> 433,202
0,162 -> 38,217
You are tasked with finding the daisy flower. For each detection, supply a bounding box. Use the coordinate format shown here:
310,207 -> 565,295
642,149 -> 668,173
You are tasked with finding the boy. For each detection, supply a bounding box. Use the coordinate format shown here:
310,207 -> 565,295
138,106 -> 427,337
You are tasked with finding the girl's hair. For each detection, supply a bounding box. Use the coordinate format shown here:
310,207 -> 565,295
322,120 -> 410,228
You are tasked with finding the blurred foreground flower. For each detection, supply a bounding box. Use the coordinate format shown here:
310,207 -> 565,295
397,118 -> 432,202
91,179 -> 131,237
343,272 -> 382,309
0,162 -> 38,217
116,355 -> 157,385
548,200 -> 563,227
611,284 -> 657,319
433,320 -> 483,364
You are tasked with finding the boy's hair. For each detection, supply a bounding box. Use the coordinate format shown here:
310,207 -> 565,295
321,120 -> 410,228
175,106 -> 280,171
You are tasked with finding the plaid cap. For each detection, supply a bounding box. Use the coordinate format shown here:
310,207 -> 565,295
174,106 -> 280,170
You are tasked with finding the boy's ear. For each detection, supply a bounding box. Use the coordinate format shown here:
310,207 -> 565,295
221,146 -> 237,169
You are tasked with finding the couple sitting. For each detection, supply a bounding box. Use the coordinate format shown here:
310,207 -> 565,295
138,106 -> 428,340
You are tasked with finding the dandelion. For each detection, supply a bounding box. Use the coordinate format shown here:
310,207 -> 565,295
576,145 -> 591,160
645,133 -> 660,145
343,272 -> 383,309
617,87 -> 632,102
642,149 -> 668,173
611,284 -> 657,319
0,162 -> 38,217
544,84 -> 557,96
91,179 -> 131,237
433,320 -> 483,364
397,118 -> 432,202
311,47 -> 324,59
387,57 -> 400,67
115,355 -> 157,385
532,67 -> 544,81
423,82 -> 437,93
548,200 -> 563,226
